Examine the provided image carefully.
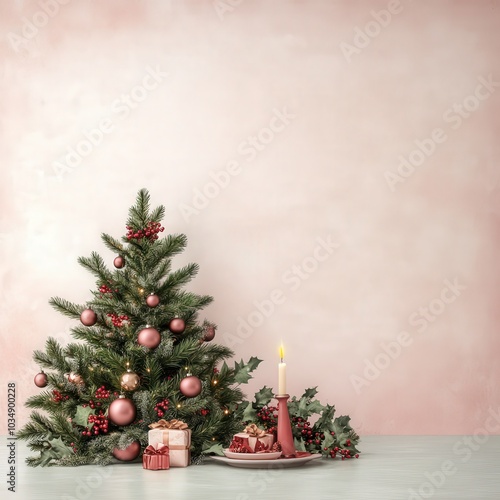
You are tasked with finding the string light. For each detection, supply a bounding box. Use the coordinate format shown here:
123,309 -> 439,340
146,368 -> 151,373
224,409 -> 229,415
212,379 -> 218,385
138,288 -> 144,295
176,404 -> 181,409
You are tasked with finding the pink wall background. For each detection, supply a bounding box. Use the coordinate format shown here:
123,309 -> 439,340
1,0 -> 499,435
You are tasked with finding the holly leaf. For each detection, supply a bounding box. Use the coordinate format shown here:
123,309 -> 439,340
334,415 -> 352,429
298,396 -> 309,418
297,396 -> 325,418
39,435 -> 73,465
47,436 -> 73,458
307,400 -> 325,415
294,437 -> 306,452
331,415 -> 355,446
243,405 -> 257,423
74,405 -> 95,427
287,398 -> 300,417
246,356 -> 263,371
254,386 -> 274,407
322,432 -> 334,450
302,387 -> 318,399
39,448 -> 59,466
219,361 -> 229,377
315,404 -> 336,433
233,357 -> 263,384
201,442 -> 224,456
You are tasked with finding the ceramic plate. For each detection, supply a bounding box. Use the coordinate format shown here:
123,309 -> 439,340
211,453 -> 322,469
223,449 -> 282,460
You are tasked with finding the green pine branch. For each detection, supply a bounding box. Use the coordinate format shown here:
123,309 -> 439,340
128,188 -> 151,227
158,262 -> 200,293
33,338 -> 70,372
101,233 -> 124,254
78,252 -> 113,283
49,298 -> 83,320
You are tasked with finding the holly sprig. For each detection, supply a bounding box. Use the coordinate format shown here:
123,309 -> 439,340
240,386 -> 360,460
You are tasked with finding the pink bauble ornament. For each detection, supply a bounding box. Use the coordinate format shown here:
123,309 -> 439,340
203,325 -> 216,342
80,308 -> 97,326
146,293 -> 160,308
34,371 -> 48,388
113,255 -> 125,269
108,396 -> 136,426
137,326 -> 161,349
169,317 -> 185,334
180,375 -> 202,398
112,440 -> 141,461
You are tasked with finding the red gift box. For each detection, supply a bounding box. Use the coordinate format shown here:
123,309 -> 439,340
142,443 -> 170,470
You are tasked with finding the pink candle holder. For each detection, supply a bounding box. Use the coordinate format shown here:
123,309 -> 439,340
276,394 -> 296,458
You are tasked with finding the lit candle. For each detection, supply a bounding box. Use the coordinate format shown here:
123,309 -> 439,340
278,344 -> 286,395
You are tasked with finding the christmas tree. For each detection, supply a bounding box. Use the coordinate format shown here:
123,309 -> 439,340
19,189 -> 360,466
18,189 -> 261,466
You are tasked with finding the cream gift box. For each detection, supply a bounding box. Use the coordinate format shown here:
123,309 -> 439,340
148,419 -> 191,467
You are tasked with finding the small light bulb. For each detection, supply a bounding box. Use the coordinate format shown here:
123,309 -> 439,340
212,380 -> 218,385
177,404 -> 181,408
224,409 -> 229,415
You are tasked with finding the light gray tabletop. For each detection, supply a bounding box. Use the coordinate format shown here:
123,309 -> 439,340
2,435 -> 499,499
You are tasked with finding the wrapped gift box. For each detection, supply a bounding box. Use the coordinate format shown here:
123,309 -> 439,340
143,443 -> 170,470
231,424 -> 275,452
233,432 -> 274,451
148,419 -> 191,467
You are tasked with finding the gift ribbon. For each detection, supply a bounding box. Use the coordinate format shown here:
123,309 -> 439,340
149,421 -> 190,450
144,443 -> 169,456
243,423 -> 267,438
149,419 -> 189,430
143,443 -> 170,470
160,433 -> 189,450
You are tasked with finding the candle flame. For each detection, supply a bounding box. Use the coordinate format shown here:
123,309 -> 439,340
279,344 -> 284,362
